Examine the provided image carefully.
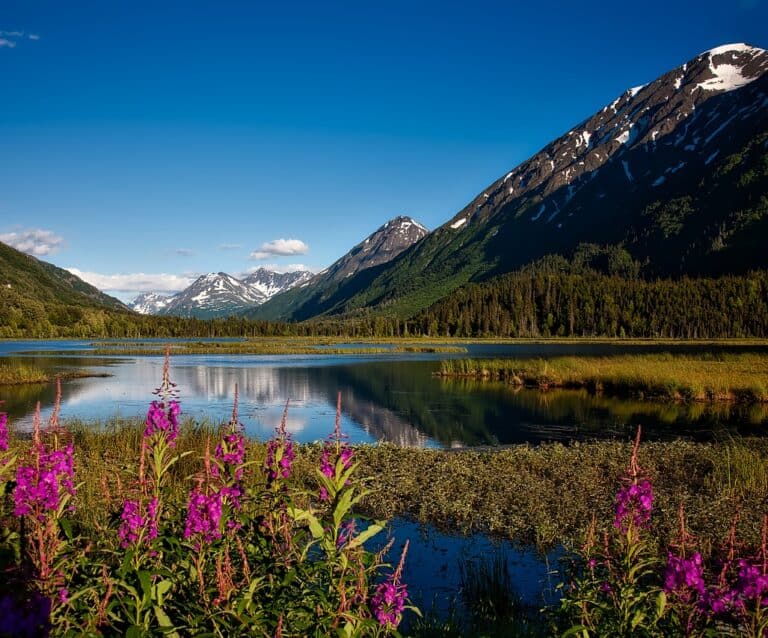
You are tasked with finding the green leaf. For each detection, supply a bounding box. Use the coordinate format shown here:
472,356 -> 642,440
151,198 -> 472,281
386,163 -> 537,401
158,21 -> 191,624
289,507 -> 325,540
138,570 -> 152,605
153,579 -> 172,603
153,605 -> 178,636
333,489 -> 355,529
631,610 -> 646,629
655,590 -> 667,620
347,522 -> 384,549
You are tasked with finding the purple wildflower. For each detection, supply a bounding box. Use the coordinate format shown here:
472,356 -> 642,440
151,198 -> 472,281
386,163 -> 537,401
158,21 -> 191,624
14,443 -> 75,519
614,478 -> 653,533
144,400 -> 180,446
118,497 -> 159,548
265,437 -> 295,483
371,540 -> 410,629
184,489 -> 223,545
703,583 -> 739,616
735,558 -> 768,603
337,520 -> 356,549
213,431 -> 246,481
664,551 -> 706,597
58,589 -> 69,605
0,410 -> 8,452
371,578 -> 408,628
318,396 -> 354,500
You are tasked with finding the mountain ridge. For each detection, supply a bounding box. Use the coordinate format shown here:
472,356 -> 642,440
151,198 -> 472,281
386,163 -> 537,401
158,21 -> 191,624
258,42 -> 768,321
251,215 -> 429,320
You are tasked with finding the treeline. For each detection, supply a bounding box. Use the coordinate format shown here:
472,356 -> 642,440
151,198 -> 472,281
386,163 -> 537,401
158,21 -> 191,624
4,265 -> 768,340
412,266 -> 768,338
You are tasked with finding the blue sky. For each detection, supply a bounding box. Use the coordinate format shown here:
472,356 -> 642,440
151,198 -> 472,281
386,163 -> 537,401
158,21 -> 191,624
1,0 -> 766,301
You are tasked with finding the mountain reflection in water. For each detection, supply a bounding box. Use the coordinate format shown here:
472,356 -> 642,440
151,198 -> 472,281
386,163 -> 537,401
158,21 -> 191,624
0,343 -> 766,446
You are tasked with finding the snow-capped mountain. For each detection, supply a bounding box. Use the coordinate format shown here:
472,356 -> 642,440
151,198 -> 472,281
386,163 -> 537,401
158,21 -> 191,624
128,292 -> 173,315
441,43 -> 768,235
242,268 -> 313,301
312,216 -> 429,284
252,215 -> 429,320
157,272 -> 262,318
257,43 -> 768,320
128,268 -> 314,318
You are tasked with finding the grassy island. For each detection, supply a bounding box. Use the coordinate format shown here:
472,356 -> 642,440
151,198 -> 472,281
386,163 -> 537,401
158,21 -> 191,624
437,352 -> 768,402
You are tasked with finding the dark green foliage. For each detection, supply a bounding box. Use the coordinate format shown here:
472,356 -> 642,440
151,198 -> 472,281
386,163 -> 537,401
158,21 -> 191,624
414,267 -> 768,338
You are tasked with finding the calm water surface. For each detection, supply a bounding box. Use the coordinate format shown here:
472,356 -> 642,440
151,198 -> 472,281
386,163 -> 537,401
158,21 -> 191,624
1,340 -> 767,446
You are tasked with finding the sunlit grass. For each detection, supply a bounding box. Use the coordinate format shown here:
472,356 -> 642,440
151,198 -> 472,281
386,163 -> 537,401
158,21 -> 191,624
0,364 -> 108,385
438,353 -> 768,402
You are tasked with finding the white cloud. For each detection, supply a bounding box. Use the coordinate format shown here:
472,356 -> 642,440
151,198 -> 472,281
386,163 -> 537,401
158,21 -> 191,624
0,31 -> 40,47
65,269 -> 196,294
250,238 -> 309,260
174,248 -> 194,257
0,228 -> 64,256
218,243 -> 242,251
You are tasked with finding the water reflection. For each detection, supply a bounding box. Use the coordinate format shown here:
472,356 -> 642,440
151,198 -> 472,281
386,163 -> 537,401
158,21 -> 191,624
1,343 -> 766,447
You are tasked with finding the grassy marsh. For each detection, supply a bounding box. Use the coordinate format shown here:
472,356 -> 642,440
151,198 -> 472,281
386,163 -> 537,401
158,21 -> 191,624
8,419 -> 767,554
0,364 -> 110,386
90,338 -> 468,355
437,352 -> 768,402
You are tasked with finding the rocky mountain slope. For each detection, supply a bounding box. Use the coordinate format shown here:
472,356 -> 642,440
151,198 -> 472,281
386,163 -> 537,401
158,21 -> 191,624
128,292 -> 173,315
264,43 -> 768,320
252,216 -> 429,320
129,269 -> 313,318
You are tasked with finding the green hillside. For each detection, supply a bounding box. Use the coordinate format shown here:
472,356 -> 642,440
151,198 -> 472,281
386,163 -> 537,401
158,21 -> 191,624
0,240 -> 129,337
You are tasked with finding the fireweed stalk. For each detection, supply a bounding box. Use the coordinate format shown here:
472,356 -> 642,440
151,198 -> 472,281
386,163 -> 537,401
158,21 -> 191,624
143,347 -> 184,496
370,540 -> 410,630
12,388 -> 76,627
663,503 -> 706,636
558,427 -> 666,636
265,399 -> 296,490
211,383 -> 247,513
318,392 -> 355,503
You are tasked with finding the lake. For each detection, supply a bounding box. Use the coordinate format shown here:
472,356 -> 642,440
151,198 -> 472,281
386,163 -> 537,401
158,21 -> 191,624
1,340 -> 767,446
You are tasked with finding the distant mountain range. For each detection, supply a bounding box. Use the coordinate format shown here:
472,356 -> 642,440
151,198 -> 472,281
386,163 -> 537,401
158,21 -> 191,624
129,216 -> 428,319
128,269 -> 313,319
255,42 -> 768,320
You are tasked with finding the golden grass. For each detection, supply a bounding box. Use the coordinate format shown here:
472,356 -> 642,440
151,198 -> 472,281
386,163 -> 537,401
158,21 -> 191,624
438,353 -> 768,402
0,364 -> 108,385
89,338 -> 467,355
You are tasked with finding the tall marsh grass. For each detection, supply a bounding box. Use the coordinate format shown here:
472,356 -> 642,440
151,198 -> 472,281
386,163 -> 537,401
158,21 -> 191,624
438,352 -> 768,402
